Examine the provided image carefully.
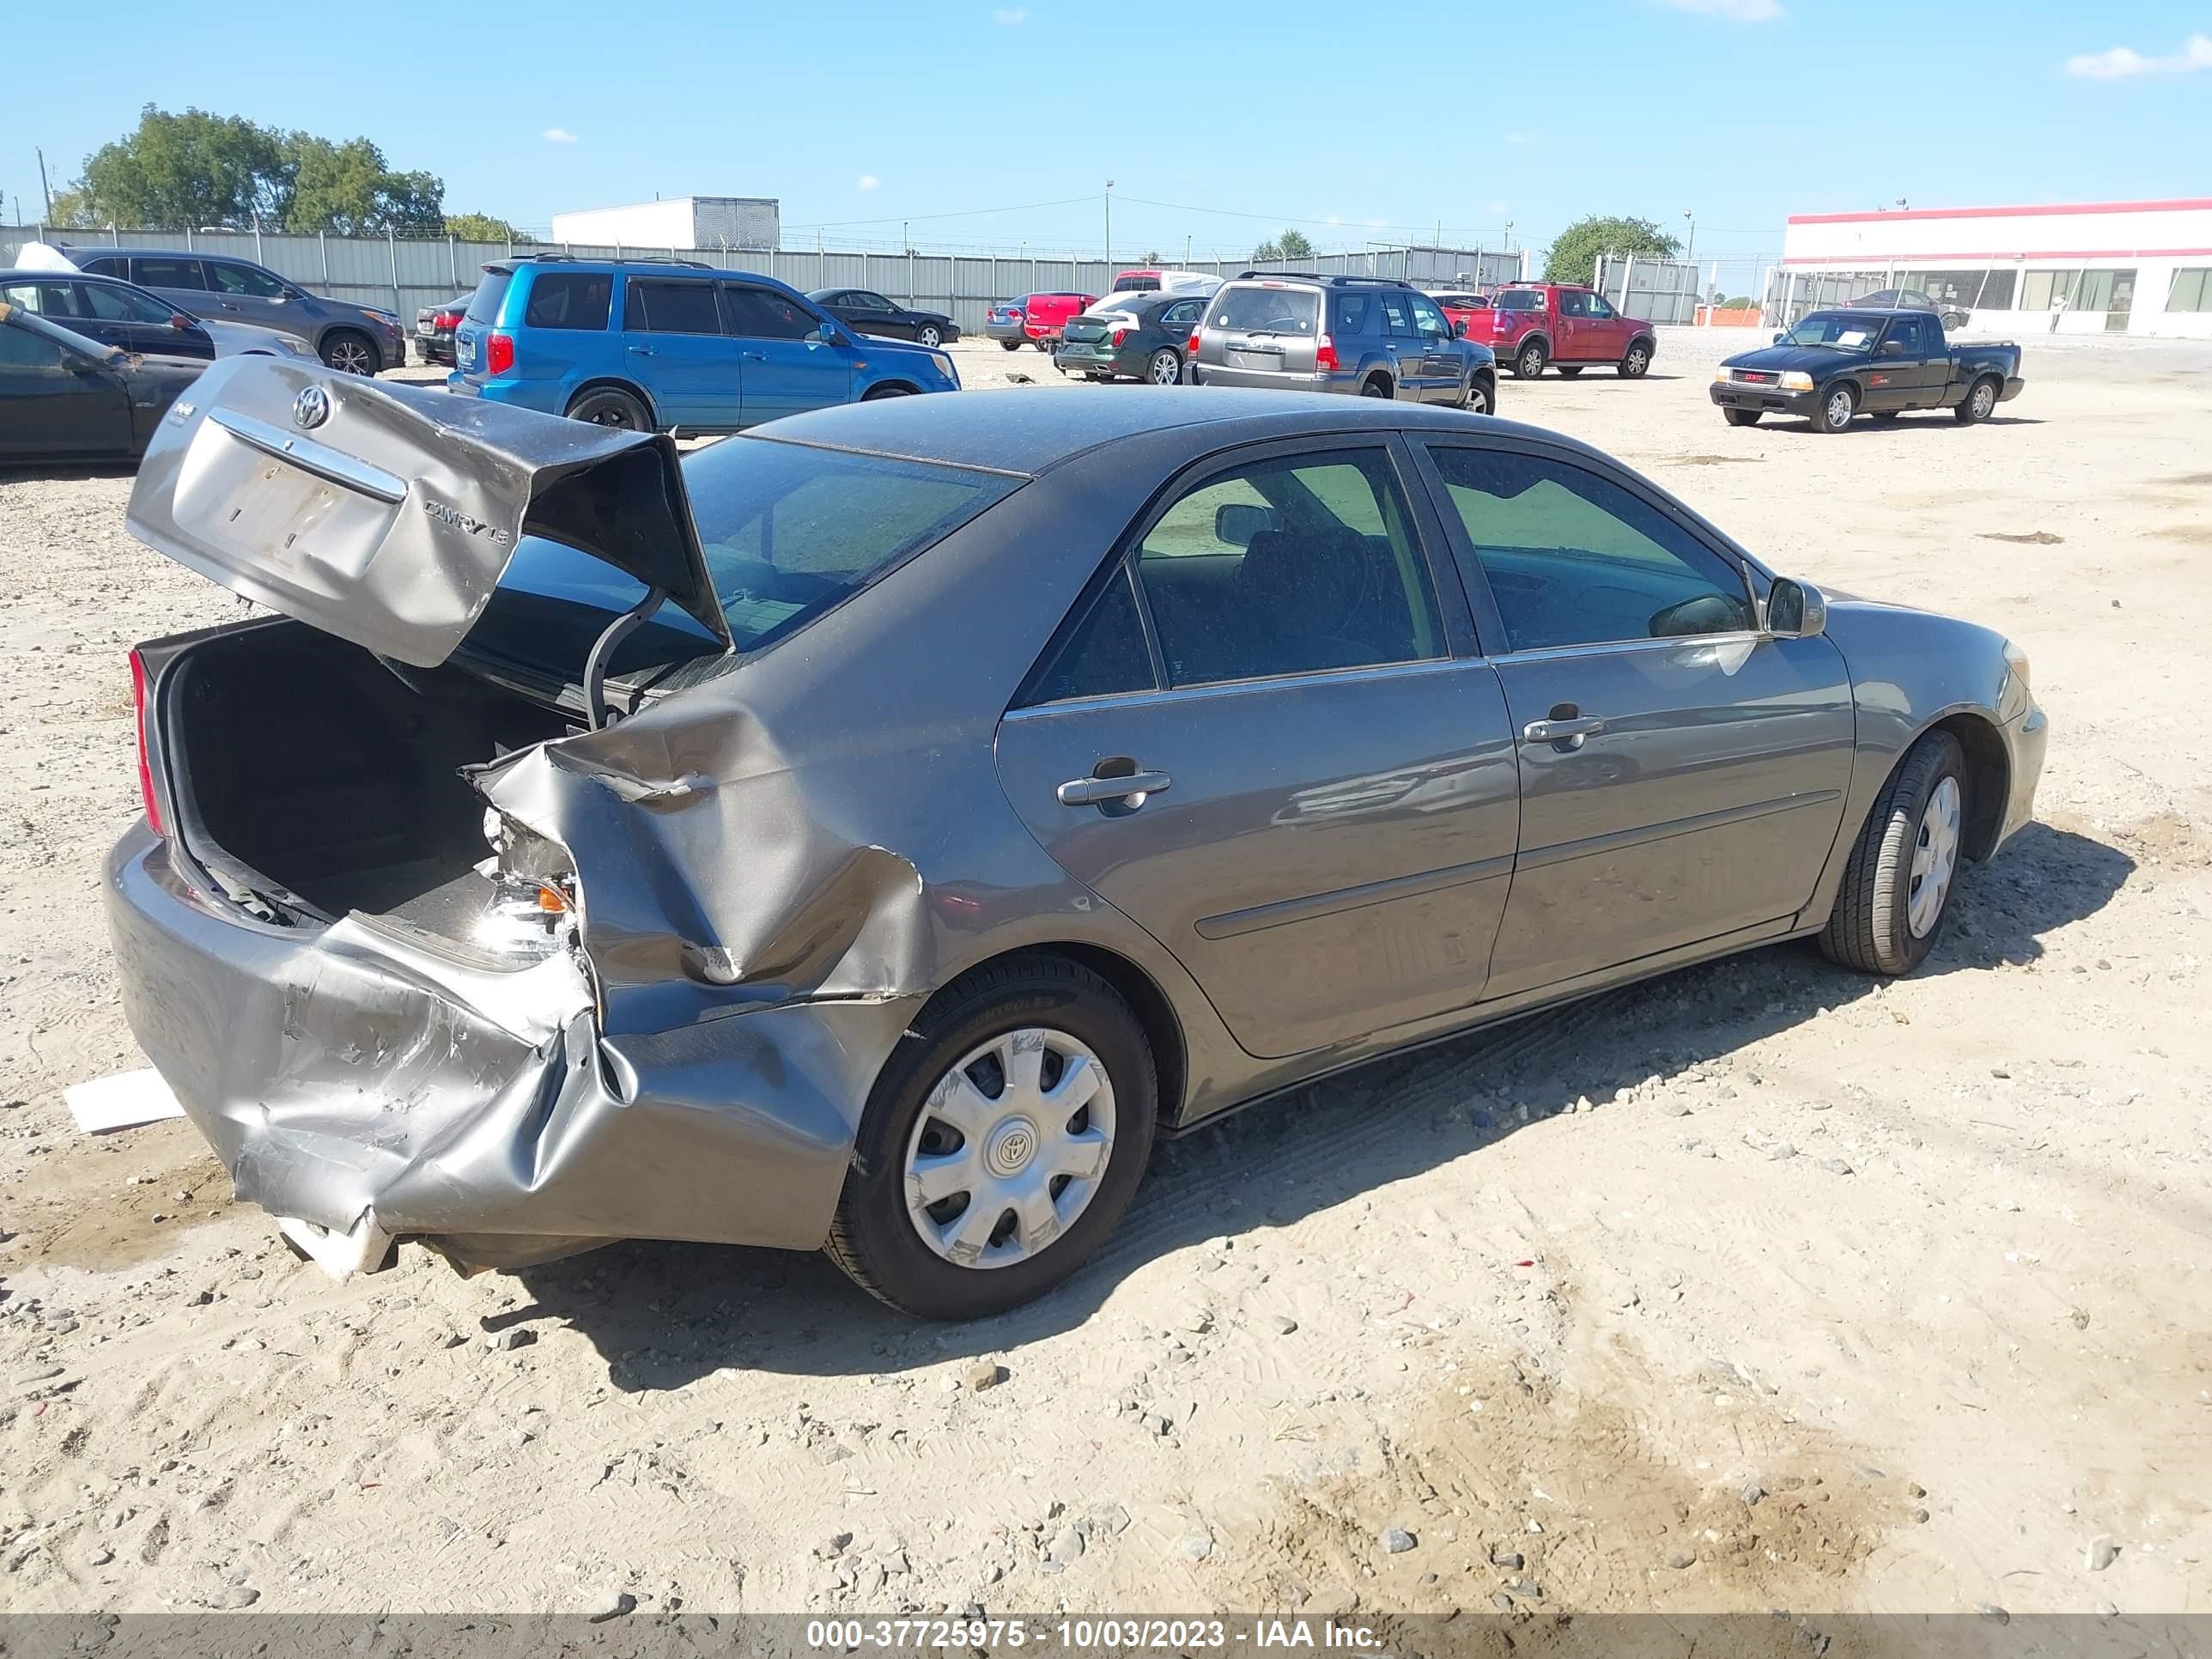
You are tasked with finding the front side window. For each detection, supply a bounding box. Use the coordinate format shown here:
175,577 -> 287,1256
1586,295 -> 1618,319
523,271 -> 612,330
1885,315 -> 1934,356
132,258 -> 207,291
206,260 -> 289,299
1558,290 -> 1589,318
625,277 -> 723,335
849,290 -> 893,310
723,285 -> 816,340
1425,447 -> 1753,653
1407,294 -> 1450,337
1133,448 -> 1443,687
82,283 -> 172,323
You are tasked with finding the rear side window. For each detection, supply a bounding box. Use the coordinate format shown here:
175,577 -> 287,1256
1210,287 -> 1320,336
523,271 -> 611,330
133,258 -> 207,291
627,278 -> 722,335
1018,568 -> 1156,706
1,283 -> 78,317
465,270 -> 514,324
78,256 -> 123,277
722,285 -> 815,341
1331,292 -> 1374,333
1496,289 -> 1543,311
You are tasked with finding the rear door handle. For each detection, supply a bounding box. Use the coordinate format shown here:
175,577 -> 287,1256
1057,771 -> 1172,808
627,344 -> 655,356
1523,715 -> 1607,744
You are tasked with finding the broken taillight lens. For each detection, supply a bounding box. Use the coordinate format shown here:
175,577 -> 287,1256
129,648 -> 164,836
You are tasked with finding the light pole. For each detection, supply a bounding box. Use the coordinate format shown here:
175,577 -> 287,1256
1683,209 -> 1696,265
1104,179 -> 1115,275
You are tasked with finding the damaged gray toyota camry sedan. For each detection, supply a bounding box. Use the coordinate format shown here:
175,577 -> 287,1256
106,359 -> 2046,1318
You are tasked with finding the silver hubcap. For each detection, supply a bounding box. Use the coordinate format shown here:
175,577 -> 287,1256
1827,391 -> 1853,427
920,328 -> 939,346
1908,775 -> 1961,938
329,339 -> 373,374
1972,384 -> 1994,418
1522,350 -> 1541,374
1627,349 -> 1647,374
1468,383 -> 1488,413
1152,353 -> 1179,384
903,1027 -> 1115,1270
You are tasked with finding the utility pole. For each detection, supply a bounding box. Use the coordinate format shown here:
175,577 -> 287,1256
37,148 -> 55,220
1103,179 -> 1114,275
1683,209 -> 1696,265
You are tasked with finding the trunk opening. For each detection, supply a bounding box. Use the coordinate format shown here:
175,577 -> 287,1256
157,620 -> 571,927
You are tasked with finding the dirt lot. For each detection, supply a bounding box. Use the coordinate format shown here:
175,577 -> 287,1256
2,329 -> 2209,1620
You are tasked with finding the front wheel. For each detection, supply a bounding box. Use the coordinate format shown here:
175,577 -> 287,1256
1820,731 -> 1968,975
824,955 -> 1158,1319
1723,407 -> 1761,428
1462,373 -> 1493,416
1147,349 -> 1183,386
862,382 -> 915,399
1618,340 -> 1652,379
320,330 -> 379,375
1954,375 -> 1999,424
1513,341 -> 1547,380
1813,383 -> 1856,434
916,325 -> 943,348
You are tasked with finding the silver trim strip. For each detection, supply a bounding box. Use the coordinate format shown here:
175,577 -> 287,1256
1006,654 -> 1472,721
1195,853 -> 1512,940
1516,789 -> 1843,873
208,407 -> 408,504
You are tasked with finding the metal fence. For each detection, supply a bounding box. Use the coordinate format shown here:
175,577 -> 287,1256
1760,269 -> 1869,330
1594,254 -> 1705,325
1,226 -> 1527,335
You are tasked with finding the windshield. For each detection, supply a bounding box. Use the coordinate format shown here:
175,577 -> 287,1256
1783,313 -> 1882,351
460,437 -> 1024,686
1209,286 -> 1320,335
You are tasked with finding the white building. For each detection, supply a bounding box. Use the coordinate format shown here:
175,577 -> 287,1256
550,196 -> 781,253
1780,197 -> 2212,339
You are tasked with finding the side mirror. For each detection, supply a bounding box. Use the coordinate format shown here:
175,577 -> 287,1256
1214,502 -> 1277,549
1772,331 -> 1786,345
1879,339 -> 1907,357
808,325 -> 848,347
1452,319 -> 1468,337
169,313 -> 191,330
1765,578 -> 1827,641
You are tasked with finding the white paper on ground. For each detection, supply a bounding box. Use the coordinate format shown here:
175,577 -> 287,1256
64,1068 -> 185,1133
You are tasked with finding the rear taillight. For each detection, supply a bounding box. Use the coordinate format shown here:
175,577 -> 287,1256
129,649 -> 164,836
436,310 -> 462,329
1316,333 -> 1340,371
486,331 -> 515,374
1186,329 -> 1202,356
1111,328 -> 1128,347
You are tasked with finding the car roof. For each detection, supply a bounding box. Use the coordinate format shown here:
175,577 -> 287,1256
750,387 -> 1589,478
85,246 -> 255,263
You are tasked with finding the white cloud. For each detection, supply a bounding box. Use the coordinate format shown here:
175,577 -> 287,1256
856,174 -> 881,191
2065,32 -> 2212,77
991,5 -> 1026,21
1655,0 -> 1784,21
542,127 -> 578,143
1504,131 -> 1531,145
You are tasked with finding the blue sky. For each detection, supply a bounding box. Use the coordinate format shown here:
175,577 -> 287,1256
7,0 -> 2209,278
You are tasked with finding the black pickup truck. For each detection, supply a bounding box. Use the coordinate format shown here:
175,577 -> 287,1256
1711,308 -> 2024,434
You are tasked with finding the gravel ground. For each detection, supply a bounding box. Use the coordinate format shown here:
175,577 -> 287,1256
2,328 -> 2208,1620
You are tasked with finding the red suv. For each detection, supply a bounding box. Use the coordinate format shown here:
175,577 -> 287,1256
1477,284 -> 1656,380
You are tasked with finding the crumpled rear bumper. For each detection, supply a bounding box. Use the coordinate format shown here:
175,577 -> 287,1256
104,822 -> 917,1270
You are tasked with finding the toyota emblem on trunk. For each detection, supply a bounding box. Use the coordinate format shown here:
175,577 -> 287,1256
292,385 -> 331,430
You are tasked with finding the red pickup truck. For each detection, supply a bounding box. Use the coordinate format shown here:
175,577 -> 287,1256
1474,283 -> 1657,380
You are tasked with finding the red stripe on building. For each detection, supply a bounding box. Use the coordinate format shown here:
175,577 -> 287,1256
1787,199 -> 2212,226
1782,248 -> 2212,265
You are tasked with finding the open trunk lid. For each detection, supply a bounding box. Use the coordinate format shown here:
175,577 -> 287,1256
125,356 -> 732,668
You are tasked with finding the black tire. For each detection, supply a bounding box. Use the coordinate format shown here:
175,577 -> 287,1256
1820,731 -> 1968,976
862,382 -> 915,399
1812,382 -> 1856,434
1723,408 -> 1762,428
916,324 -> 943,348
1618,338 -> 1653,379
1513,340 -> 1547,380
824,954 -> 1159,1319
1000,339 -> 1022,352
1462,373 -> 1493,416
1558,366 -> 1585,378
565,386 -> 650,429
319,329 -> 379,376
1147,348 -> 1182,386
1954,375 -> 1999,424
1361,375 -> 1393,398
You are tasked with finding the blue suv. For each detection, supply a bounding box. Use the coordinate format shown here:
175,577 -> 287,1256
449,256 -> 960,432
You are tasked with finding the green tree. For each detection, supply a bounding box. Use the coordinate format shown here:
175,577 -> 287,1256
283,135 -> 442,234
1542,215 -> 1681,287
1140,248 -> 1164,264
1251,227 -> 1316,264
69,106 -> 289,228
445,212 -> 532,245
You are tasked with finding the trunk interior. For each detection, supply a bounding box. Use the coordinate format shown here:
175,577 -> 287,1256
159,620 -> 571,926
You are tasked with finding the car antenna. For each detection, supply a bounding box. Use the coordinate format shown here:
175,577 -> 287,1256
583,586 -> 669,731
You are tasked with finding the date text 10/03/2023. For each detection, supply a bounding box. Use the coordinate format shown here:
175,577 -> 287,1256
803,1619 -> 1387,1650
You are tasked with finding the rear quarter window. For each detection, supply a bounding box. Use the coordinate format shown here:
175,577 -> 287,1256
522,271 -> 612,330
465,270 -> 514,324
1497,289 -> 1544,311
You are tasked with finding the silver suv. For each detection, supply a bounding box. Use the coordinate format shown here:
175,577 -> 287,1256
1188,272 -> 1497,413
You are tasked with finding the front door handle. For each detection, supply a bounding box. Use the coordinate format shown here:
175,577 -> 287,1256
627,344 -> 655,356
1057,770 -> 1172,808
1523,715 -> 1607,746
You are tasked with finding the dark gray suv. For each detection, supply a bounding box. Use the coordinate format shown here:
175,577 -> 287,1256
1189,272 -> 1497,413
66,247 -> 408,374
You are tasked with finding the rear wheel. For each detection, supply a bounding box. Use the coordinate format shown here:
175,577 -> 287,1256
1361,375 -> 1393,398
824,955 -> 1158,1319
1954,375 -> 1999,424
1000,339 -> 1022,352
916,324 -> 943,348
565,386 -> 650,429
1147,348 -> 1182,386
1820,731 -> 1968,975
1619,339 -> 1652,378
1723,407 -> 1761,428
1813,383 -> 1856,434
320,329 -> 379,376
1513,340 -> 1547,379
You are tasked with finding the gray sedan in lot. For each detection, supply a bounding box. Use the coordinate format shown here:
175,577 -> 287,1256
108,368 -> 2045,1318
